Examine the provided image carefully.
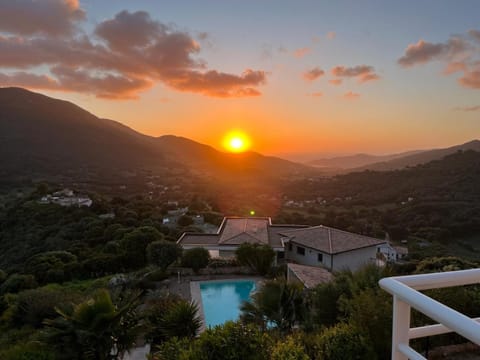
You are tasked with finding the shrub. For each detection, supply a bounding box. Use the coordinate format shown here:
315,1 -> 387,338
147,241 -> 182,270
188,321 -> 271,360
271,336 -> 309,360
315,323 -> 375,360
0,274 -> 37,295
235,243 -> 275,275
181,248 -> 210,274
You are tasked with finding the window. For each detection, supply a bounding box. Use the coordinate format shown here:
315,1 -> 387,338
297,246 -> 305,256
288,242 -> 292,251
317,253 -> 323,262
277,251 -> 285,259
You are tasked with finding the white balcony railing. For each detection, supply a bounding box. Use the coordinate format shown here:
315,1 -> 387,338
379,268 -> 480,360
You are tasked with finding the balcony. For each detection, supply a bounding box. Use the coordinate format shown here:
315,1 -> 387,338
379,268 -> 480,360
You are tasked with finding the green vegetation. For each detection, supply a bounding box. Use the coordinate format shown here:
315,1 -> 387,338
235,243 -> 275,275
181,247 -> 211,274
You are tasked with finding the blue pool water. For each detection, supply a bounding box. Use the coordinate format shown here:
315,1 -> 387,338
199,280 -> 256,327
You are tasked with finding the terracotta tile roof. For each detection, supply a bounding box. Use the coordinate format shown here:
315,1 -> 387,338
268,224 -> 309,247
288,263 -> 333,289
177,233 -> 219,246
218,217 -> 270,245
281,225 -> 385,254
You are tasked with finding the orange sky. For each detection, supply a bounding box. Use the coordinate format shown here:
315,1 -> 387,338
1,1 -> 479,159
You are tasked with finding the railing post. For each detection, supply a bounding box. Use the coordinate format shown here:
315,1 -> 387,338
392,295 -> 410,360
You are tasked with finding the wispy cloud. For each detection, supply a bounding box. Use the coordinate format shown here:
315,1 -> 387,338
302,67 -> 325,81
0,4 -> 267,99
398,30 -> 480,90
326,31 -> 336,40
329,79 -> 342,86
343,91 -> 360,100
331,65 -> 380,83
454,105 -> 480,112
293,47 -> 311,58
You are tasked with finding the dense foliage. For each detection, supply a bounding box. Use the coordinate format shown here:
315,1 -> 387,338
235,243 -> 275,275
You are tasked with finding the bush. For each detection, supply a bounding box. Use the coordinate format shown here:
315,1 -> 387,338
271,336 -> 309,360
147,241 -> 182,270
188,321 -> 271,360
177,215 -> 194,227
0,270 -> 7,284
315,323 -> 375,360
235,243 -> 275,275
9,288 -> 70,328
0,274 -> 37,295
181,248 -> 210,274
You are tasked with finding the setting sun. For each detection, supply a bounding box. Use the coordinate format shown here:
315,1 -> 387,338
223,131 -> 251,153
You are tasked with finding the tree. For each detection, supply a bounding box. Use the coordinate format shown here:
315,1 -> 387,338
177,215 -> 194,227
121,226 -> 164,269
144,294 -> 201,346
235,243 -> 275,275
43,289 -> 142,360
147,240 -> 182,270
181,248 -> 210,274
24,251 -> 78,284
0,274 -> 37,295
241,279 -> 305,332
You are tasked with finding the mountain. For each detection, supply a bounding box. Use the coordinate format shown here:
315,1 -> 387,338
0,87 -> 309,185
307,150 -> 424,169
357,140 -> 480,172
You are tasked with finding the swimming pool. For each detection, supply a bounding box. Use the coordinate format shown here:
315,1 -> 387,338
199,279 -> 256,327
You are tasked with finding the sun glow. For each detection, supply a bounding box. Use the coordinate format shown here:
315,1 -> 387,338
223,131 -> 251,153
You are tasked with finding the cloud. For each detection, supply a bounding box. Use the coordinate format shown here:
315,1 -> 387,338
326,31 -> 336,40
469,29 -> 480,43
397,37 -> 470,67
0,0 -> 85,36
302,67 -> 325,81
0,7 -> 267,99
343,91 -> 360,100
329,79 -> 342,86
293,47 -> 311,58
454,105 -> 480,112
458,68 -> 480,89
398,31 -> 480,91
331,65 -> 380,83
307,92 -> 323,97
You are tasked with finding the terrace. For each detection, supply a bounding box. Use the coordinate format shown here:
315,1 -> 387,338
380,268 -> 480,359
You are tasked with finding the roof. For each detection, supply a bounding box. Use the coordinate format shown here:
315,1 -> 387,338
268,224 -> 309,247
219,217 -> 270,245
288,263 -> 333,289
281,225 -> 386,254
178,217 -> 283,248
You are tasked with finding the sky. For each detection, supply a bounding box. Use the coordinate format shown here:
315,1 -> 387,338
0,0 -> 479,159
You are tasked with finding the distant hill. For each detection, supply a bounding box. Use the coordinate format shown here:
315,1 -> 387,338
356,140 -> 480,171
307,150 -> 424,169
0,87 -> 310,185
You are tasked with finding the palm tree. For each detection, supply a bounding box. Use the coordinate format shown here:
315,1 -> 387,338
43,289 -> 142,360
240,279 -> 305,332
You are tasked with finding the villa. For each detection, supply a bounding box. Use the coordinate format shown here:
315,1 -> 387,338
178,217 -> 387,272
177,216 -> 307,263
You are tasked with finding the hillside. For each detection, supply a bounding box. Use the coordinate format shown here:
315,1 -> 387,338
0,88 -> 310,186
357,140 -> 480,171
307,150 -> 424,169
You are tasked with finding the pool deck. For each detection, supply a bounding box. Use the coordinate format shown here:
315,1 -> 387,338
189,276 -> 263,333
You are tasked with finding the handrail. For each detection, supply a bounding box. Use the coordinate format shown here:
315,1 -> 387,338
379,269 -> 480,360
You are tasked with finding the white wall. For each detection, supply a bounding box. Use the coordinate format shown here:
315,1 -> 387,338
332,246 -> 378,272
286,243 -> 331,269
286,241 -> 379,272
